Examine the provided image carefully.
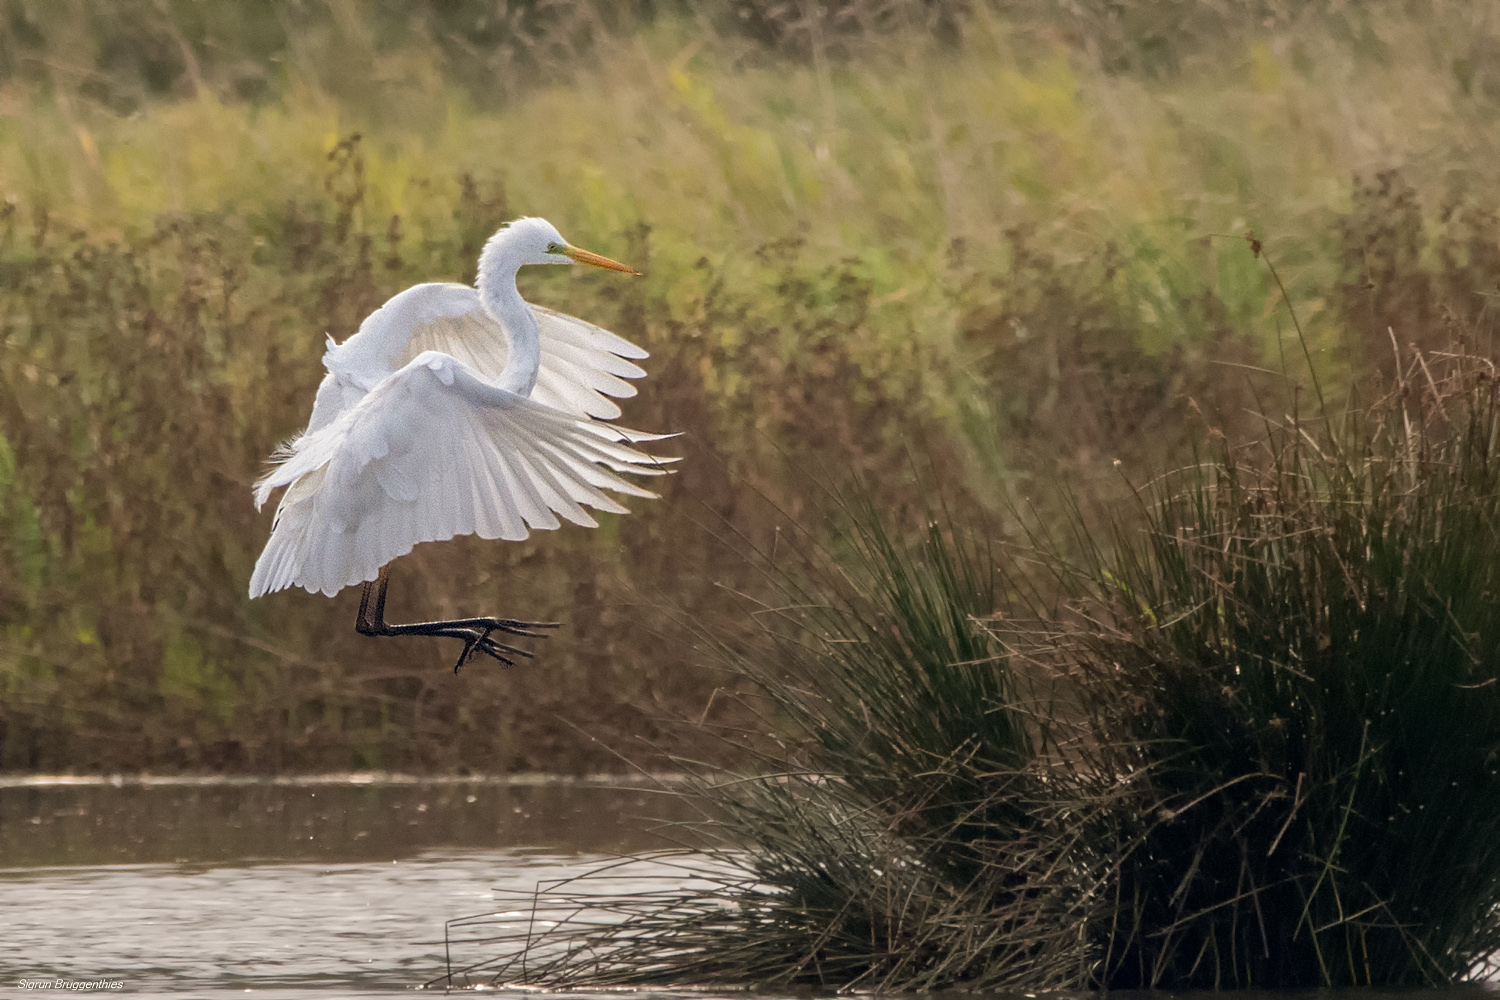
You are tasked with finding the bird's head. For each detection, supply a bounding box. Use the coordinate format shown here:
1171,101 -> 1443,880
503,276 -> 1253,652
499,217 -> 639,274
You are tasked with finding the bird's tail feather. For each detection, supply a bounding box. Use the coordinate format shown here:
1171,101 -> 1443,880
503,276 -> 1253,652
253,424 -> 346,510
248,497 -> 312,598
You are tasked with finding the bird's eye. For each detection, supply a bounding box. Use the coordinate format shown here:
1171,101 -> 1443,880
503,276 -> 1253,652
546,242 -> 561,254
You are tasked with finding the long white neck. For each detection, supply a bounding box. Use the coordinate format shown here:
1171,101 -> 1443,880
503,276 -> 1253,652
476,234 -> 541,398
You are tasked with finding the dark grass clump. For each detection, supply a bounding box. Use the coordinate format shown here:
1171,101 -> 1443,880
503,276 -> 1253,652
649,501 -> 1098,990
466,336 -> 1500,989
1069,342 -> 1500,986
441,495 -> 1109,991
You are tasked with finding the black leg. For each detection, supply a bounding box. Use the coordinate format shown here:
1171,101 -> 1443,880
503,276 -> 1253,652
355,566 -> 560,672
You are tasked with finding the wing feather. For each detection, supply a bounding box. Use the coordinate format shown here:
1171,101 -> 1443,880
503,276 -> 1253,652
509,441 -> 597,528
248,353 -> 670,598
367,285 -> 651,422
305,284 -> 651,427
532,304 -> 648,360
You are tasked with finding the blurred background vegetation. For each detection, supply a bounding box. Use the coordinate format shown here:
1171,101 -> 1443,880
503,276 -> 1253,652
1,0 -> 1497,772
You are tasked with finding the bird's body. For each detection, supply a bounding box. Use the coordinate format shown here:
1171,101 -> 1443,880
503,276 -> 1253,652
249,218 -> 667,668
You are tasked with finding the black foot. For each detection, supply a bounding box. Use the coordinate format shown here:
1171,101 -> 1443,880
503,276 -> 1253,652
355,569 -> 560,672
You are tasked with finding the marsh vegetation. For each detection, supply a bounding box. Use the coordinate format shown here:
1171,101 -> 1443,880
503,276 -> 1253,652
1,3 -> 1498,796
469,337 -> 1500,989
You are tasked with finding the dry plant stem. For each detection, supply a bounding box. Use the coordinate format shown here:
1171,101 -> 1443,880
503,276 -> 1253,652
354,566 -> 557,672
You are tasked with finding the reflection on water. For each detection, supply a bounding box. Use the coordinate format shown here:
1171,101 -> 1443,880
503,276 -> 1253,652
0,777 -> 697,867
0,777 -> 702,996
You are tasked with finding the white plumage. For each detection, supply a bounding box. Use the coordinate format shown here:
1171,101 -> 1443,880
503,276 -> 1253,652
249,217 -> 669,599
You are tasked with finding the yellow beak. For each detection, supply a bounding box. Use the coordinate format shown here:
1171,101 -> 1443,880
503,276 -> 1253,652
561,244 -> 640,274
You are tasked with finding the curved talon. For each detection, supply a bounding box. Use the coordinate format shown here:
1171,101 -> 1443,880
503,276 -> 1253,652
454,630 -> 535,673
478,636 -> 531,660
450,629 -> 523,671
455,634 -> 502,672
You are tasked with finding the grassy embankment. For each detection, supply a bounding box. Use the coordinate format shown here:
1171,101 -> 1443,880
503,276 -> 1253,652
1,1 -> 1498,771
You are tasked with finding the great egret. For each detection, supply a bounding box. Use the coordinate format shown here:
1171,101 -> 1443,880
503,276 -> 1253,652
249,217 -> 670,671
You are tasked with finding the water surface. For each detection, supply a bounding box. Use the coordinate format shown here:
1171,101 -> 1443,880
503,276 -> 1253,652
12,779 -> 1468,998
0,776 -> 699,996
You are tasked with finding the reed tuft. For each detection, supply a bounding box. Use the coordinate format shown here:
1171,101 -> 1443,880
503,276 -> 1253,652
1070,341 -> 1500,986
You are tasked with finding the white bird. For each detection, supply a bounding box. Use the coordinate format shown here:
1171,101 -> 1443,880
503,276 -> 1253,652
248,217 -> 671,671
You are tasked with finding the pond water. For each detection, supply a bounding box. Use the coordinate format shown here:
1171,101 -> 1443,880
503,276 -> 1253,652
10,778 -> 1491,999
0,774 -> 706,997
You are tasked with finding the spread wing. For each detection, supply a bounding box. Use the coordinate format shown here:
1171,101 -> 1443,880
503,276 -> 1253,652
530,304 -> 650,419
249,351 -> 671,598
352,282 -> 649,421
